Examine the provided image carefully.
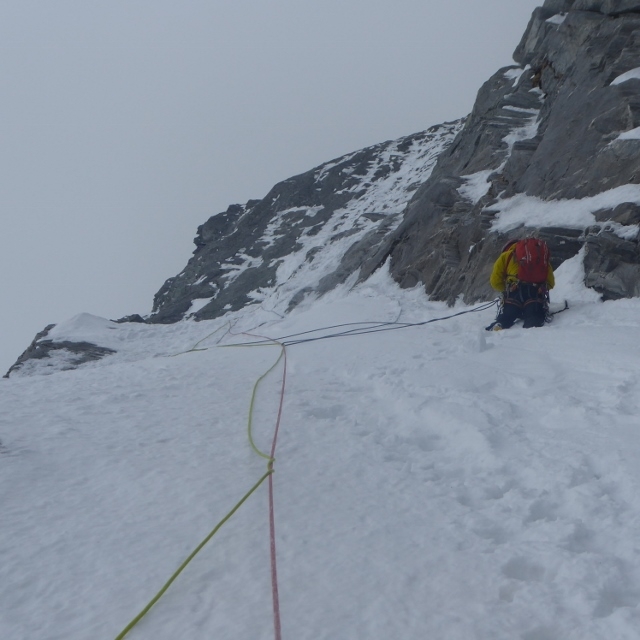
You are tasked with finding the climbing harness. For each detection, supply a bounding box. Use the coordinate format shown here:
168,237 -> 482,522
487,291 -> 568,330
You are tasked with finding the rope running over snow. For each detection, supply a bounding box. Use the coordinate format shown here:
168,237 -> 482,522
113,297 -> 507,639
113,338 -> 287,640
236,332 -> 286,640
113,471 -> 272,640
229,299 -> 501,348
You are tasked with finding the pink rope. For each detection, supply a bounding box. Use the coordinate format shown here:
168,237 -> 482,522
268,347 -> 286,640
235,327 -> 286,640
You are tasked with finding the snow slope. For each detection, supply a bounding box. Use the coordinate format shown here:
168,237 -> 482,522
3,255 -> 640,639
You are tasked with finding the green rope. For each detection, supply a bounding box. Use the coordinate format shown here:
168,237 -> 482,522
113,470 -> 272,640
168,322 -> 234,358
246,345 -> 284,461
190,322 -> 233,351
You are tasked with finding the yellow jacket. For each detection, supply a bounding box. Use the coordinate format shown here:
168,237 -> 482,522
490,246 -> 555,292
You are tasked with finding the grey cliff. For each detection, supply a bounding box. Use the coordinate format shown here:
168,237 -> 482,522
372,0 -> 640,303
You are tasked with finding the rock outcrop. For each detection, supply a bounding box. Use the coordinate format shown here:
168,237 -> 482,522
4,324 -> 116,378
368,0 -> 640,303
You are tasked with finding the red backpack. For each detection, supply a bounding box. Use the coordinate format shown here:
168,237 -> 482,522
506,238 -> 550,284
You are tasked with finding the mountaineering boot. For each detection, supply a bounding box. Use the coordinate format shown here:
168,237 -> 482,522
492,323 -> 503,331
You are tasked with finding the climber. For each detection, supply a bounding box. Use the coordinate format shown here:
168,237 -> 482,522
486,238 -> 555,331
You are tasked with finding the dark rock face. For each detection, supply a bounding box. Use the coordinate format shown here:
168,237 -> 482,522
113,314 -> 147,324
149,123 -> 462,324
543,1 -> 640,17
573,0 -> 640,15
4,325 -> 116,378
584,229 -> 640,298
371,3 -> 640,303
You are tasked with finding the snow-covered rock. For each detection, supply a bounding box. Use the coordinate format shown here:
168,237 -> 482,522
149,122 -> 462,325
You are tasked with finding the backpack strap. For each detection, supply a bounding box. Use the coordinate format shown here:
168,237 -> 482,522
504,249 -> 513,272
503,247 -> 518,292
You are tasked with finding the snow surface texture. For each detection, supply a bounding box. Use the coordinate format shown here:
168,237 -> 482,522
503,67 -> 527,88
3,254 -> 640,639
611,67 -> 640,86
489,184 -> 640,240
616,126 -> 640,142
546,13 -> 568,26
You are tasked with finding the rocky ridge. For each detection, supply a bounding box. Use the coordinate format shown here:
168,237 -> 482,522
3,324 -> 116,379
148,123 -> 462,324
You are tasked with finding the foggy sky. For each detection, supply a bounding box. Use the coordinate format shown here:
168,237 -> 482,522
1,0 -> 542,373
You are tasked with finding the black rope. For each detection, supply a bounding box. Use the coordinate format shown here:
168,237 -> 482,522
549,300 -> 569,316
241,320 -> 415,346
229,299 -> 500,348
283,300 -> 499,346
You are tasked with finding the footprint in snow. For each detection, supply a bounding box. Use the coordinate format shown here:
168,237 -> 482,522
523,497 -> 558,524
501,556 -> 545,582
521,626 -> 558,640
306,404 -> 345,420
593,560 -> 640,618
561,520 -> 595,554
